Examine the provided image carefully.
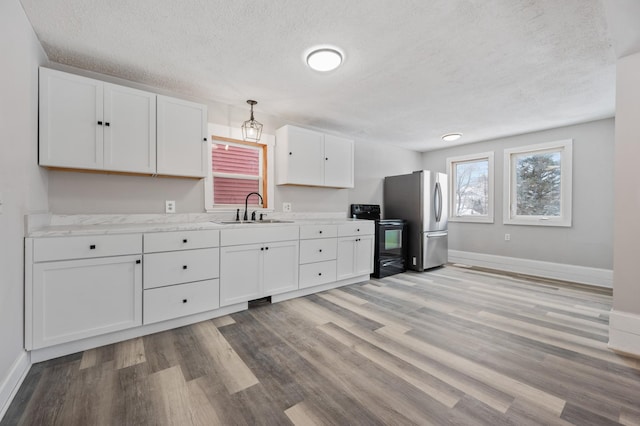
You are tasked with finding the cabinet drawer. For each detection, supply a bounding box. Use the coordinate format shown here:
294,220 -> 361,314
33,234 -> 142,262
338,221 -> 374,237
299,224 -> 338,240
144,230 -> 219,253
220,226 -> 299,246
299,239 -> 337,264
299,261 -> 337,289
144,279 -> 219,324
143,248 -> 219,289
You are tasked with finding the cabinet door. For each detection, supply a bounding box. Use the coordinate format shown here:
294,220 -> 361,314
323,134 -> 354,188
336,237 -> 357,280
354,235 -> 374,276
157,95 -> 208,177
39,68 -> 104,170
103,84 -> 156,173
31,255 -> 142,349
220,244 -> 262,306
263,240 -> 299,295
281,126 -> 324,185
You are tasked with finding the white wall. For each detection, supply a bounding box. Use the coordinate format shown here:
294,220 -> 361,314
609,51 -> 640,356
0,0 -> 48,415
422,118 -> 614,271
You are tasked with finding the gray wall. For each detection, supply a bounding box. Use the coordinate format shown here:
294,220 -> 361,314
613,51 -> 640,313
0,0 -> 48,409
422,118 -> 614,270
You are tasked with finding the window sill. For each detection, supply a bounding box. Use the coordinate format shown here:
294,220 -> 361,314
504,217 -> 571,227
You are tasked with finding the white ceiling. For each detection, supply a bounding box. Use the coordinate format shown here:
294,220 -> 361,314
19,0 -> 627,151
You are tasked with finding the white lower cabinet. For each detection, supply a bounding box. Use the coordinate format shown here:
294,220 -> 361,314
142,230 -> 220,324
29,254 -> 142,350
299,260 -> 337,289
143,279 -> 220,324
220,239 -> 299,306
336,234 -> 374,281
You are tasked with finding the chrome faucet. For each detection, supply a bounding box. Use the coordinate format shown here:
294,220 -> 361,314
244,192 -> 263,221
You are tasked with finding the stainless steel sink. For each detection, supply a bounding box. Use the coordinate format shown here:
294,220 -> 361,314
214,220 -> 294,225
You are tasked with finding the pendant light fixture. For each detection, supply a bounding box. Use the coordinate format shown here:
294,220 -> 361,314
241,100 -> 263,142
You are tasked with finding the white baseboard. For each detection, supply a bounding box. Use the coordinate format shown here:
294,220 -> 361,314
609,310 -> 640,357
0,351 -> 31,421
30,303 -> 247,363
448,250 -> 613,288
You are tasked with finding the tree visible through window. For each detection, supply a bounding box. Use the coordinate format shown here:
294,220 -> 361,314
515,151 -> 561,216
504,140 -> 572,227
447,152 -> 494,223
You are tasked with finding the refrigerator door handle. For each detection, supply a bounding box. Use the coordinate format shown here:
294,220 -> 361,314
426,231 -> 448,238
435,182 -> 443,223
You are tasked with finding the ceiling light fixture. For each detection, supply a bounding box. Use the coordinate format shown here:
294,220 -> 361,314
306,48 -> 343,72
241,100 -> 263,142
442,133 -> 462,142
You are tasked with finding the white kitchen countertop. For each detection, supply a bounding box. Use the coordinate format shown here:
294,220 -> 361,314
26,213 -> 369,238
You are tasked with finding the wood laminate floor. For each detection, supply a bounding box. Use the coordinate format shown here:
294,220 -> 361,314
4,266 -> 640,425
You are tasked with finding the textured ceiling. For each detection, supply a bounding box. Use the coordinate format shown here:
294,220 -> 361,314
20,0 -> 619,151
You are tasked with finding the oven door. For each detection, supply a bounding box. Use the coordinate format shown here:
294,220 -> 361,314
376,222 -> 405,258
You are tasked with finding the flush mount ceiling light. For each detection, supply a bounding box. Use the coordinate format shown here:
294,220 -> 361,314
442,133 -> 462,142
241,100 -> 263,142
306,48 -> 343,72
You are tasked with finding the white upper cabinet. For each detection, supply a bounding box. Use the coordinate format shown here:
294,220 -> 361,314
39,68 -> 156,174
323,133 -> 354,188
39,69 -> 104,170
103,83 -> 156,173
276,125 -> 354,188
39,67 -> 208,178
156,95 -> 208,178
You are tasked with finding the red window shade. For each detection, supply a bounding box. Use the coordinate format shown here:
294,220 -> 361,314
212,144 -> 259,175
213,177 -> 260,205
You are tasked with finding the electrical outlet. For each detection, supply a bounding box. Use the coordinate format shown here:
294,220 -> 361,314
165,200 -> 176,214
282,202 -> 292,212
505,233 -> 511,241
412,257 -> 417,266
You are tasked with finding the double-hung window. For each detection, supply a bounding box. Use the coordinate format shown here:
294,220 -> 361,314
447,152 -> 494,223
503,139 -> 572,227
206,136 -> 267,209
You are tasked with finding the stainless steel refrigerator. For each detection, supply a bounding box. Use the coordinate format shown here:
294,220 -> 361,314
384,170 -> 448,271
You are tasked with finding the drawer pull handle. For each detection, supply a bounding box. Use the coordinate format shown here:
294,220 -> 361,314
265,246 -> 269,250
261,247 -> 264,251
183,265 -> 188,270
89,245 -> 96,250
357,229 -> 360,232
319,249 -> 323,252
135,260 -> 141,264
183,299 -> 188,303
183,239 -> 188,243
318,272 -> 322,276
319,230 -> 323,234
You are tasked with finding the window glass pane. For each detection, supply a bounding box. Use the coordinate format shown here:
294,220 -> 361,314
515,151 -> 561,216
212,144 -> 259,175
454,159 -> 489,216
213,177 -> 259,205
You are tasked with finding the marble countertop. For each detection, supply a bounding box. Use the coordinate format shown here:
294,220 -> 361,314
26,213 -> 368,237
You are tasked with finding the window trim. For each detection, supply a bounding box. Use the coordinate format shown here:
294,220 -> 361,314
503,139 -> 573,227
446,151 -> 495,223
204,130 -> 274,213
